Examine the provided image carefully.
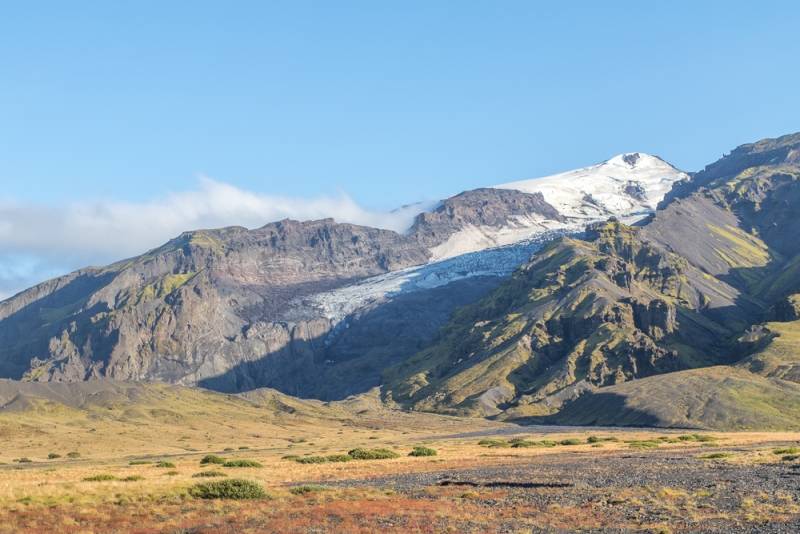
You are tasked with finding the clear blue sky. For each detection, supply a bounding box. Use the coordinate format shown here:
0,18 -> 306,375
2,1 -> 799,210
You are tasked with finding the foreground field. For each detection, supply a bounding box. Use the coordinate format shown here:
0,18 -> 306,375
1,380 -> 799,532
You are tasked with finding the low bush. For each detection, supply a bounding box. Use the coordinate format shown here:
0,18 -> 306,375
281,455 -> 300,460
192,471 -> 228,478
66,452 -> 81,458
200,455 -> 227,465
478,439 -> 508,447
155,461 -> 176,468
189,478 -> 269,499
83,474 -> 117,482
325,454 -> 352,462
678,434 -> 717,442
238,446 -> 250,450
295,456 -> 327,464
628,441 -> 660,450
223,459 -> 262,468
290,484 -> 332,495
773,446 -> 800,455
348,448 -> 400,460
18,458 -> 32,463
587,436 -> 619,443
560,438 -> 583,446
510,440 -> 558,448
409,446 -> 437,457
164,471 -> 180,476
122,475 -> 145,481
129,460 -> 152,465
223,447 -> 235,451
48,453 -> 61,459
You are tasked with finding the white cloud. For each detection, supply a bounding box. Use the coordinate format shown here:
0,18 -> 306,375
0,177 -> 437,300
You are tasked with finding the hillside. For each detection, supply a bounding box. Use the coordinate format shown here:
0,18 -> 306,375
382,132 -> 800,428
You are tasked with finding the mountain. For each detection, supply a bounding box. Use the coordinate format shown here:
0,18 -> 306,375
383,132 -> 800,429
0,154 -> 686,400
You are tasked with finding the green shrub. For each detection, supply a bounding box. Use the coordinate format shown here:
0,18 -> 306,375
223,460 -> 262,468
587,436 -> 619,443
281,455 -> 300,460
129,460 -> 152,465
83,474 -> 117,481
560,439 -> 583,446
192,471 -> 228,478
325,454 -> 352,463
223,447 -> 235,451
295,456 -> 327,464
48,453 -> 61,459
511,440 -> 559,448
18,458 -> 32,463
773,446 -> 800,455
239,446 -> 250,450
189,478 -> 269,499
678,434 -> 716,442
66,452 -> 81,458
122,475 -> 145,481
290,484 -> 332,495
164,471 -> 180,476
348,448 -> 400,460
477,439 -> 507,447
155,461 -> 176,468
700,452 -> 732,459
200,455 -> 227,465
409,446 -> 437,457
628,441 -> 660,449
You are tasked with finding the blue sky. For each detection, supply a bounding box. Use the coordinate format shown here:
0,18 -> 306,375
1,1 -> 799,298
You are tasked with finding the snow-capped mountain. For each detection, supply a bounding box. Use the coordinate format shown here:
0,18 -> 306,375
293,153 -> 688,324
0,151 -> 689,399
494,153 -> 685,220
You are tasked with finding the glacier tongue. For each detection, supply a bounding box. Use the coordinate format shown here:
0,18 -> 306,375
289,226 -> 584,323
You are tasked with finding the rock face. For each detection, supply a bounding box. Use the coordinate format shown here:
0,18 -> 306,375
382,133 -> 800,419
0,188 -> 568,397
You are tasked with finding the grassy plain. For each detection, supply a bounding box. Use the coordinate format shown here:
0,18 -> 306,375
0,380 -> 799,532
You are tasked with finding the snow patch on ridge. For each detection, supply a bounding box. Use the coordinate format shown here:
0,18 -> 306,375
428,215 -> 569,262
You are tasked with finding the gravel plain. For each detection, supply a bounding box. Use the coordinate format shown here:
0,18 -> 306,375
317,446 -> 800,533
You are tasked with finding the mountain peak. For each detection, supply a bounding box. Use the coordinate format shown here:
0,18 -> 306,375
492,153 -> 688,221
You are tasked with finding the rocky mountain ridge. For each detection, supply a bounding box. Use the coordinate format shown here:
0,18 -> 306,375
382,132 -> 800,427
0,154 -> 685,400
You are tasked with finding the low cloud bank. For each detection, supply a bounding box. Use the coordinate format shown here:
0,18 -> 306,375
0,177 -> 436,300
